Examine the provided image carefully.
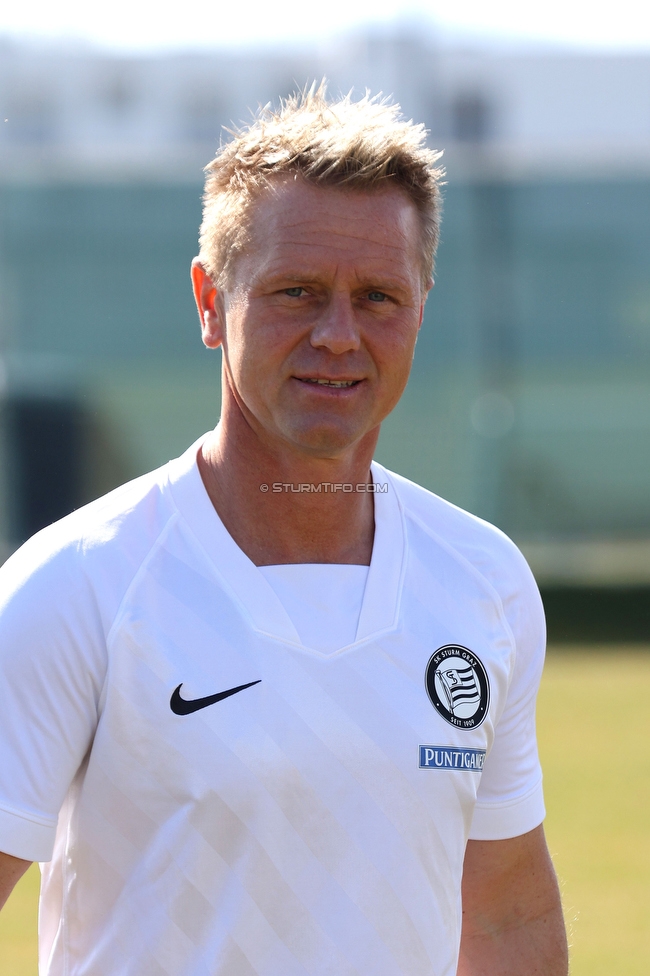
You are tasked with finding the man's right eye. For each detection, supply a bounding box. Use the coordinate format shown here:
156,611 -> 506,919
284,287 -> 304,297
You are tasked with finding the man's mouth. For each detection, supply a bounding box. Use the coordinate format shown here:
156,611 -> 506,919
299,378 -> 360,388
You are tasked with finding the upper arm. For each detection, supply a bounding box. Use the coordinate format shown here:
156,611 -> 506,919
459,826 -> 568,976
0,851 -> 32,911
462,826 -> 559,927
0,540 -> 107,862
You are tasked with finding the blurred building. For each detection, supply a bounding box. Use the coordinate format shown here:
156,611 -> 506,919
1,30 -> 649,638
2,33 -> 650,175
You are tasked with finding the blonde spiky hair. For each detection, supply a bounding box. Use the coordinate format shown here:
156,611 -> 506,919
198,83 -> 445,287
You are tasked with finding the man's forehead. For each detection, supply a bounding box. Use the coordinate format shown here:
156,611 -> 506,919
237,178 -> 423,279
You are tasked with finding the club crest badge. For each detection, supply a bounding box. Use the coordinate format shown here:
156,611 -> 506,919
425,645 -> 489,730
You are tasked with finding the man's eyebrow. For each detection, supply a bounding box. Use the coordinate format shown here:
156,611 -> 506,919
253,270 -> 413,292
354,275 -> 411,292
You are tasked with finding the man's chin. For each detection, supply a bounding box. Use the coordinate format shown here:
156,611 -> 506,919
281,423 -> 375,460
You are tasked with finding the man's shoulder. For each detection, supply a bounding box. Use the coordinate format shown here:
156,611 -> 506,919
0,457 -> 180,624
378,463 -> 537,595
380,463 -> 511,548
22,460 -> 173,556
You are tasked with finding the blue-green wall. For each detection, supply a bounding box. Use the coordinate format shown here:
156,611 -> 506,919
1,178 -> 649,545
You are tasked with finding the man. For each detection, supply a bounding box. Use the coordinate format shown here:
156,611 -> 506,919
0,89 -> 568,975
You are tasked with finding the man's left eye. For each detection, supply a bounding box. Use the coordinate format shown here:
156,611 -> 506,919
284,287 -> 304,297
367,291 -> 387,302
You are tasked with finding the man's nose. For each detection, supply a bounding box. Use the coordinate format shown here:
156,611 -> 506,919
309,293 -> 361,355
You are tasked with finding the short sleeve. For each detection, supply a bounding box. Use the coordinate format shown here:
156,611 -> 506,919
468,547 -> 546,840
0,532 -> 107,861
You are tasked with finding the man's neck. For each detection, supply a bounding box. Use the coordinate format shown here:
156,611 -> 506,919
197,414 -> 378,567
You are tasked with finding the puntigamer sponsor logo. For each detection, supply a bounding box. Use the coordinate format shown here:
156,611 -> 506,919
419,745 -> 486,771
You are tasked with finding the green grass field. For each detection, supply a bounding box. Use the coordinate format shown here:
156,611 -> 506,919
538,647 -> 650,975
1,647 -> 649,973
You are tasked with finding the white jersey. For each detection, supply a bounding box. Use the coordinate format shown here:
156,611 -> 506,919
0,437 -> 546,976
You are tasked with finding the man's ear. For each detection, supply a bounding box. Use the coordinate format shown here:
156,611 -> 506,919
191,258 -> 223,349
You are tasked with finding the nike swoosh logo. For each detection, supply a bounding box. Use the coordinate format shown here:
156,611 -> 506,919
170,680 -> 261,715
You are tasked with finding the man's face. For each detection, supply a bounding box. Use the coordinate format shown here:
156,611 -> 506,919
202,178 -> 429,459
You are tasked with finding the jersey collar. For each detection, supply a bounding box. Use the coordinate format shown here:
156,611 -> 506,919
167,436 -> 406,652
